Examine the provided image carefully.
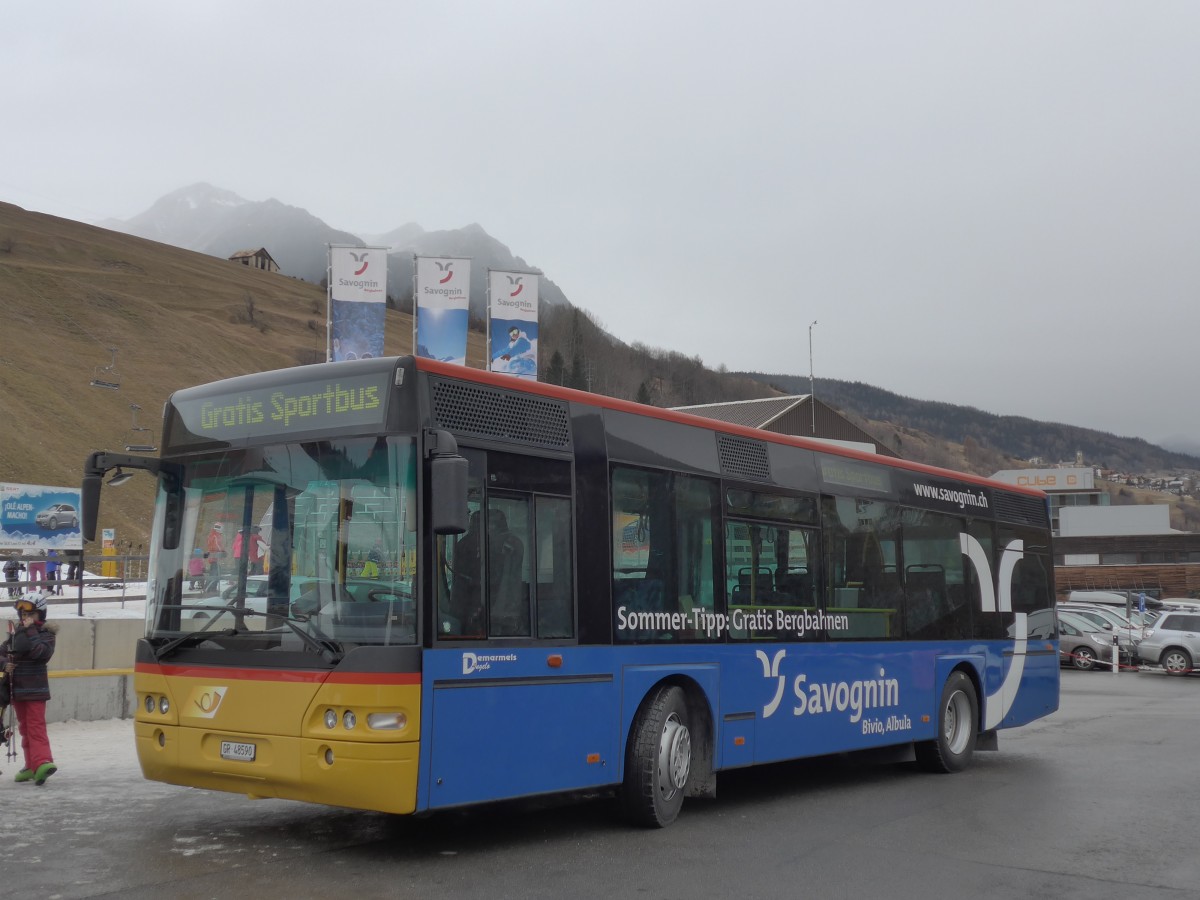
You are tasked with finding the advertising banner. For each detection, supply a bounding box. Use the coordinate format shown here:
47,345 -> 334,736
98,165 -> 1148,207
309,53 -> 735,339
487,270 -> 539,379
102,528 -> 117,577
0,483 -> 83,551
413,256 -> 471,365
329,246 -> 388,361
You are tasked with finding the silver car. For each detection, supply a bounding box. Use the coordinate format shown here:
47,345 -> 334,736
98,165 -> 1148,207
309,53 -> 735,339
35,502 -> 77,530
1058,603 -> 1143,647
1136,611 -> 1200,675
1057,610 -> 1120,671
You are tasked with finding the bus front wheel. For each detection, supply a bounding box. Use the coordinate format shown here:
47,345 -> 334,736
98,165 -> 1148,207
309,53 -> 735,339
915,671 -> 977,774
623,684 -> 692,828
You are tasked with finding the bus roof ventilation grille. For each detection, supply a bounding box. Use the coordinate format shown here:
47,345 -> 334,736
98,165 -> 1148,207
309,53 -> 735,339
431,379 -> 571,449
717,434 -> 771,481
993,492 -> 1048,527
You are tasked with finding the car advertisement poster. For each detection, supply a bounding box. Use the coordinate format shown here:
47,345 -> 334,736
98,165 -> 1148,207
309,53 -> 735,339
0,483 -> 83,551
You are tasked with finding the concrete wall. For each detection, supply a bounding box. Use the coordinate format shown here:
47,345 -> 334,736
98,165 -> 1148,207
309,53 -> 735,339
43,619 -> 141,724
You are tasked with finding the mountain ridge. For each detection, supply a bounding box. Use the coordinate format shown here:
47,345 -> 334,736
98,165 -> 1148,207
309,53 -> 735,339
3,194 -> 1196,553
749,372 -> 1200,474
102,183 -> 571,320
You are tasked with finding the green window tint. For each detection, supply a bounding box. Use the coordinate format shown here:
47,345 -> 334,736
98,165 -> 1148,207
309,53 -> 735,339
611,466 -> 720,643
822,496 -> 903,640
725,520 -> 820,642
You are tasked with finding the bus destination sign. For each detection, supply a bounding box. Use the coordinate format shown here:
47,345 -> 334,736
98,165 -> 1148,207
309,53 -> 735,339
172,371 -> 389,443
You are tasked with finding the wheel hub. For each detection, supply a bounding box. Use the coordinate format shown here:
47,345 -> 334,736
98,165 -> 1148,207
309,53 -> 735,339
658,713 -> 692,796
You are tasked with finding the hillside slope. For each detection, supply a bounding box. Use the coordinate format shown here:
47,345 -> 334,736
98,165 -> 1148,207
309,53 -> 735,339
754,373 -> 1200,474
0,202 -> 483,545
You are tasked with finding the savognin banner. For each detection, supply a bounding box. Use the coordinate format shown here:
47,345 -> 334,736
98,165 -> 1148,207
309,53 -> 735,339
329,246 -> 388,361
414,256 -> 471,366
487,270 -> 539,379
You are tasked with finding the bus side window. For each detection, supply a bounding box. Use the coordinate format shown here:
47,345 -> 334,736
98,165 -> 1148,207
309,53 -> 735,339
611,465 -> 719,642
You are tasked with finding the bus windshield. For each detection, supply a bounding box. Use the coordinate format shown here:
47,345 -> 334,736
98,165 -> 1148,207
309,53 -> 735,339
145,435 -> 418,652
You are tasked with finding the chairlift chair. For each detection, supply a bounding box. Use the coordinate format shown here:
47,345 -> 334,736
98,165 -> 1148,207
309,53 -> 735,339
90,347 -> 121,390
124,403 -> 157,453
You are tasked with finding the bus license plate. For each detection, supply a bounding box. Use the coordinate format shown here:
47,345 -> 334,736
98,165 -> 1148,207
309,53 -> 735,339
220,740 -> 256,762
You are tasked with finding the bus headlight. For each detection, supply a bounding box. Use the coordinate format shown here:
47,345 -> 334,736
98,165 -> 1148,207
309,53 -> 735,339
145,695 -> 154,714
367,712 -> 407,731
342,710 -> 357,730
324,709 -> 338,729
159,696 -> 170,715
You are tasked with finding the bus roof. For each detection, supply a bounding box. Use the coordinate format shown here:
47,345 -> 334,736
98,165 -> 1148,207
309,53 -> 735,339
413,357 -> 1046,501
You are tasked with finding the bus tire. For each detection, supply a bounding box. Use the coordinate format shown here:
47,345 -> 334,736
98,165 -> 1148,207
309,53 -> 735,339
915,671 -> 977,774
623,684 -> 692,828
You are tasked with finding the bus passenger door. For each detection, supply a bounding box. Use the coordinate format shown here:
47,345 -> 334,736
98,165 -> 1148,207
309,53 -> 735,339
423,449 -> 605,809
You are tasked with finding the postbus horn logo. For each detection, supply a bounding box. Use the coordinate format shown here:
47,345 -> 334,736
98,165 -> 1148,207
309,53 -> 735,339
350,251 -> 369,276
189,686 -> 227,719
507,274 -> 524,297
436,261 -> 455,284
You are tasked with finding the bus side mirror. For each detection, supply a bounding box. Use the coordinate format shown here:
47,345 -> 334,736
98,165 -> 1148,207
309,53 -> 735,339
431,455 -> 468,535
81,473 -> 102,543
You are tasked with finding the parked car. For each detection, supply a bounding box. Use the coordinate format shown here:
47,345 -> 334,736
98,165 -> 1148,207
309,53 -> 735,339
1058,603 -> 1143,645
35,503 -> 77,530
1136,610 -> 1200,674
1057,610 -> 1120,671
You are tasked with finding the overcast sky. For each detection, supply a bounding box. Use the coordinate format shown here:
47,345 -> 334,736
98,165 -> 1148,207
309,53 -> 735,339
6,2 -> 1200,450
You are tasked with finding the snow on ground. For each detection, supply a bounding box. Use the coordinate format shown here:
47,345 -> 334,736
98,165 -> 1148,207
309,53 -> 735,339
2,573 -> 147,623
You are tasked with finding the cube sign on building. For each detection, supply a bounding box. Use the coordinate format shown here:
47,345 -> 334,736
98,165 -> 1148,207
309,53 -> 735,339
328,246 -> 388,362
0,483 -> 83,551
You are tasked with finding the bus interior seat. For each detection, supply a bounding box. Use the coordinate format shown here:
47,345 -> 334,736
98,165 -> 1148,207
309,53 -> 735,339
775,567 -> 812,603
905,564 -> 946,599
488,516 -> 528,633
734,567 -> 774,605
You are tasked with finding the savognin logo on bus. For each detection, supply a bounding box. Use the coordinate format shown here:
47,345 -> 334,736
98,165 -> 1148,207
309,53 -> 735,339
187,685 -> 227,719
756,649 -> 903,731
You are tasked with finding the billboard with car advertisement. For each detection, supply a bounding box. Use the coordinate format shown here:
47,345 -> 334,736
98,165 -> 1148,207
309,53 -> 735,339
0,483 -> 83,551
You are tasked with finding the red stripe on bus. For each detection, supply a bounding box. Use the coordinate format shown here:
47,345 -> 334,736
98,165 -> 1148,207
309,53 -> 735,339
135,662 -> 420,685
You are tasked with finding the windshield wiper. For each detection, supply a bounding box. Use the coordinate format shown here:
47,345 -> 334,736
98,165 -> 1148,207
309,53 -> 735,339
153,603 -> 343,664
153,614 -> 238,659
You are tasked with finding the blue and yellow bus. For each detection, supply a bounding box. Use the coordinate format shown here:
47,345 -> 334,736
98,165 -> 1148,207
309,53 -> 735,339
82,356 -> 1058,826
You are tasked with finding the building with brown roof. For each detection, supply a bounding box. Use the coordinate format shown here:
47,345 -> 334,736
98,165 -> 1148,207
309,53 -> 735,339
228,248 -> 279,273
673,395 -> 897,457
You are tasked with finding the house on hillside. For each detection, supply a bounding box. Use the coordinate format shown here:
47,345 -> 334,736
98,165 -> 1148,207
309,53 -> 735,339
673,395 -> 897,457
228,248 -> 279,273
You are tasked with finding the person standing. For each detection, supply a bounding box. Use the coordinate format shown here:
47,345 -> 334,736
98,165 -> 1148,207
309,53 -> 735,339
187,549 -> 206,590
66,550 -> 82,589
44,549 -> 60,596
3,557 -> 25,598
205,523 -> 225,591
1,589 -> 57,785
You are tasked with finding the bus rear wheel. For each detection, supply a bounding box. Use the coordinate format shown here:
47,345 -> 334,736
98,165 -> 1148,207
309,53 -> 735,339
915,671 -> 977,774
623,684 -> 692,828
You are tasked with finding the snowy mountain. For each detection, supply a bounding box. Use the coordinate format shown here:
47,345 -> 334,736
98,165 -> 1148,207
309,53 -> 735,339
103,184 -> 572,317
